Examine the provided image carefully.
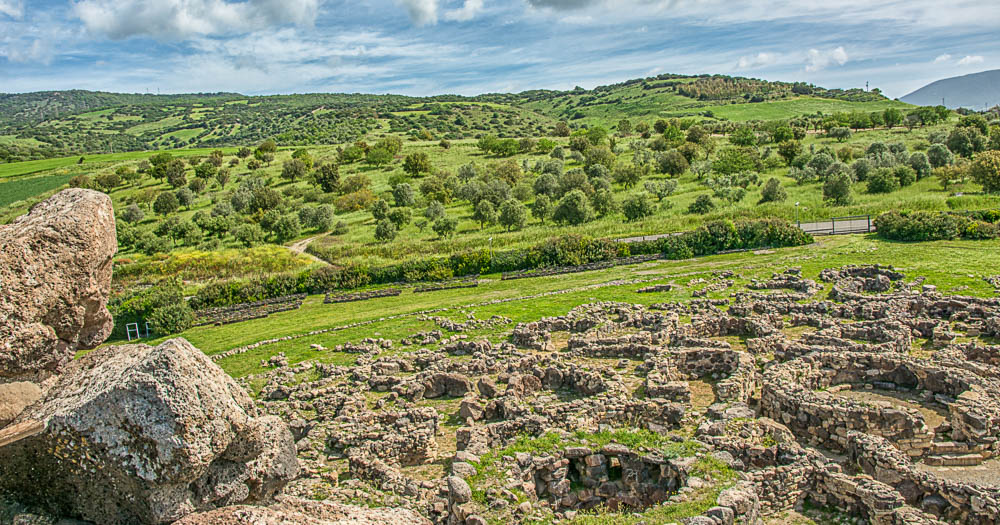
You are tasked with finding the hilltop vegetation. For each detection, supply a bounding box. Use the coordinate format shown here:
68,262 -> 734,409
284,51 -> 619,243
1,73 -> 906,163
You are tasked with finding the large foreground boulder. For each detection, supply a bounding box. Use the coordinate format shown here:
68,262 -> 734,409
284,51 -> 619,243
0,338 -> 299,524
0,189 -> 116,382
174,495 -> 431,525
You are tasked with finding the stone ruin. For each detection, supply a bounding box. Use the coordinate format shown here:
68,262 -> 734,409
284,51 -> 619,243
229,258 -> 999,525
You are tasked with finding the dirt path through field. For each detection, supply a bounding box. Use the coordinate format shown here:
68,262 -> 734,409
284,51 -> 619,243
288,235 -> 328,264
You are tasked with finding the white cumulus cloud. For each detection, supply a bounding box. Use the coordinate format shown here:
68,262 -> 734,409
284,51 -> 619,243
72,0 -> 320,40
957,54 -> 983,65
736,52 -> 777,70
397,0 -> 439,25
0,0 -> 22,19
933,54 -> 952,63
444,0 -> 484,21
805,46 -> 848,72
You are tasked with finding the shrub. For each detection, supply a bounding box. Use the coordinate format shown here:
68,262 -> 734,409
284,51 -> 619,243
656,150 -> 689,176
688,194 -> 715,214
790,166 -> 818,185
970,150 -> 1000,193
371,199 -> 390,221
153,192 -> 179,215
927,143 -> 953,168
387,208 -> 411,228
392,183 -> 416,207
822,172 -> 853,205
875,210 -> 999,241
644,179 -> 678,201
851,158 -> 872,181
498,199 -> 527,232
893,165 -> 916,187
334,189 -> 376,213
622,193 -> 655,222
807,152 -> 834,174
867,168 -> 900,194
828,127 -> 852,142
432,216 -> 458,238
232,223 -> 264,248
425,201 -> 446,221
908,151 -> 932,179
553,190 -> 595,225
147,302 -> 195,336
758,178 -> 787,204
374,219 -> 398,241
121,204 -> 145,223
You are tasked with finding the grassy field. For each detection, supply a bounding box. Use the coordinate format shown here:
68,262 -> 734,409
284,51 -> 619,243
0,173 -> 76,208
119,234 -> 1000,377
0,147 -> 240,179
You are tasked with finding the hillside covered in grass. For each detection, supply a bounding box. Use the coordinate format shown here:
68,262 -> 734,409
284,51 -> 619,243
1,73 -> 909,162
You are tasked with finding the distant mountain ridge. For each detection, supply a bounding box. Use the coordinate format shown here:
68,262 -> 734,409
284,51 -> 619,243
901,70 -> 1000,111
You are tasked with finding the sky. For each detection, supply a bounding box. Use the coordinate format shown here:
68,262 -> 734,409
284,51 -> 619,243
0,0 -> 997,98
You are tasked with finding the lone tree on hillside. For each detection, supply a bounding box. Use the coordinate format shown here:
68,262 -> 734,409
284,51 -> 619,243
281,159 -> 307,182
403,152 -> 432,177
971,150 -> 1000,193
153,192 -> 179,216
472,200 -> 497,230
823,172 -> 853,205
498,199 -> 527,232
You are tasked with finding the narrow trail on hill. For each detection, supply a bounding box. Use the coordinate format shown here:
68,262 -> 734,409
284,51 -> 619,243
288,235 -> 328,265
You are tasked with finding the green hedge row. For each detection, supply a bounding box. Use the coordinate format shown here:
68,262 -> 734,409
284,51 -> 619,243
874,210 -> 1000,242
186,219 -> 813,310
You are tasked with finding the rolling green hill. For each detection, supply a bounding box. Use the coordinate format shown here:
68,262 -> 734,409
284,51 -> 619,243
0,73 -> 911,163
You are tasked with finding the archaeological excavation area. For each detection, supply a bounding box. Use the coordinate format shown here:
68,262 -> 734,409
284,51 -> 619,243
1,189 -> 998,525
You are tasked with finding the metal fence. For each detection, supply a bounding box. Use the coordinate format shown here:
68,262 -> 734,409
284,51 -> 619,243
797,215 -> 873,236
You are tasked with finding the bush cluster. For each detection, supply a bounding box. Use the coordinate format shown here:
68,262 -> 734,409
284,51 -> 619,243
174,219 -> 813,316
874,210 -> 1000,242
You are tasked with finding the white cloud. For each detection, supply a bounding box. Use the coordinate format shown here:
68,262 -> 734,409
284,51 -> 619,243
736,52 -> 777,70
520,0 -> 1000,31
1,38 -> 52,64
805,46 -> 848,72
397,0 -> 439,25
526,0 -> 599,8
0,0 -> 22,19
444,0 -> 484,21
933,53 -> 952,63
957,54 -> 983,66
72,0 -> 320,40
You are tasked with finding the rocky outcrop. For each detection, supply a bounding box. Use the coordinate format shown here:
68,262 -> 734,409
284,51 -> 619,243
0,189 -> 116,383
0,338 -> 299,525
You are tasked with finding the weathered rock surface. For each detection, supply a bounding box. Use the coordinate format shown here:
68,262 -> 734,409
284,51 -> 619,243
0,189 -> 116,382
174,496 -> 431,525
0,381 -> 42,427
0,338 -> 299,525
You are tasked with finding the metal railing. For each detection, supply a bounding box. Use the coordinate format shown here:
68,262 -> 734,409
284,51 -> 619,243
797,215 -> 873,236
